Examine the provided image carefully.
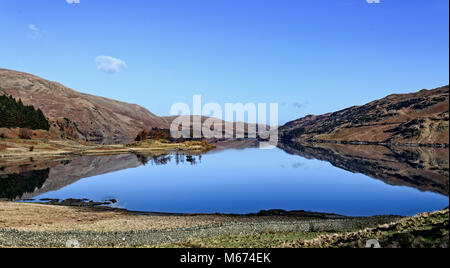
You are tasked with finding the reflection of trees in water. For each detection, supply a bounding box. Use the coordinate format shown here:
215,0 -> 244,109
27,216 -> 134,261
135,153 -> 201,166
0,168 -> 50,200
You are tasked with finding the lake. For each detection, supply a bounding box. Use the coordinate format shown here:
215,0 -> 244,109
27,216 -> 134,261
2,142 -> 448,216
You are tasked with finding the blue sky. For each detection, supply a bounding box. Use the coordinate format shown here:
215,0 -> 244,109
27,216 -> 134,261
0,0 -> 448,123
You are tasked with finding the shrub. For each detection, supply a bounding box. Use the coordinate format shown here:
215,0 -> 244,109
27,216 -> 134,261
135,129 -> 148,142
149,128 -> 174,141
18,128 -> 33,140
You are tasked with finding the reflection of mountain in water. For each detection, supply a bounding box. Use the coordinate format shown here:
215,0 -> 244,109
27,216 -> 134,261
0,153 -> 203,200
2,142 -> 448,201
279,142 -> 449,196
0,168 -> 50,200
0,154 -> 143,200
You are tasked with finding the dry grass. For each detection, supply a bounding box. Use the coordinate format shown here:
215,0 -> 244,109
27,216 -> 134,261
283,208 -> 449,248
0,202 -> 227,232
0,138 -> 215,159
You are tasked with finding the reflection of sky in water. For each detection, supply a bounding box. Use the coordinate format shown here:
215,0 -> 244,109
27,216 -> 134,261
35,148 -> 449,216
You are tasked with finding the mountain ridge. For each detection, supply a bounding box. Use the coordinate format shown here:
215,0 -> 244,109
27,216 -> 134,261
280,86 -> 449,146
0,68 -> 169,143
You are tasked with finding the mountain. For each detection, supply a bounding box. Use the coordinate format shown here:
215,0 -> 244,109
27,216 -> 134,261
280,86 -> 449,146
0,69 -> 168,143
163,115 -> 271,140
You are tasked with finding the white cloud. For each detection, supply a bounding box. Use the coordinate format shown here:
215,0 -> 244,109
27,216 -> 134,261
28,24 -> 40,38
66,0 -> 80,4
95,56 -> 127,74
28,24 -> 38,32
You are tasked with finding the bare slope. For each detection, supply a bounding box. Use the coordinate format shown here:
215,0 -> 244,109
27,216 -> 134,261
280,86 -> 449,145
0,69 -> 168,143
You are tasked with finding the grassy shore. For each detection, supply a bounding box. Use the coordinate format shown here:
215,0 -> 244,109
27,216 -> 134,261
0,138 -> 215,160
285,208 -> 449,248
156,209 -> 449,248
1,201 -> 447,248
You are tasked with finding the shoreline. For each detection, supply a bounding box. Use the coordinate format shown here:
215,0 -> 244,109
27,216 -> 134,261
1,201 -> 447,248
16,199 -> 362,219
0,201 -> 403,248
1,137 -> 448,160
0,139 -> 215,160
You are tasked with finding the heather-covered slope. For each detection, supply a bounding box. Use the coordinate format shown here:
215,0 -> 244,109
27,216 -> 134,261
280,86 -> 449,146
0,69 -> 168,143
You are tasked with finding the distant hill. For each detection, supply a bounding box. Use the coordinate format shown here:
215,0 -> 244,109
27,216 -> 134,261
163,115 -> 271,140
0,69 -> 168,143
280,86 -> 449,146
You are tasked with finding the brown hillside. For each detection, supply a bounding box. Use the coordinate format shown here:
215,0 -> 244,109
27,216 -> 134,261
280,86 -> 449,145
0,69 -> 168,143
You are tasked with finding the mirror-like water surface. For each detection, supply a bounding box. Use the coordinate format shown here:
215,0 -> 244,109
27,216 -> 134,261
7,144 -> 446,217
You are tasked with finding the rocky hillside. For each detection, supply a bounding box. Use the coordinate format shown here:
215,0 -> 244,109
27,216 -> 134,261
0,69 -> 168,143
280,86 -> 449,146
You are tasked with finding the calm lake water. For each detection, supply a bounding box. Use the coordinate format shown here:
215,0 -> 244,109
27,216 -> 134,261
12,143 -> 448,217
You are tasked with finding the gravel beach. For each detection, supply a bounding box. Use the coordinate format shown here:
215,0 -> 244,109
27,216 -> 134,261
0,202 -> 402,248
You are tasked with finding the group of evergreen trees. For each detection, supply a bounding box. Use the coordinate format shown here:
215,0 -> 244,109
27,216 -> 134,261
0,93 -> 50,131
